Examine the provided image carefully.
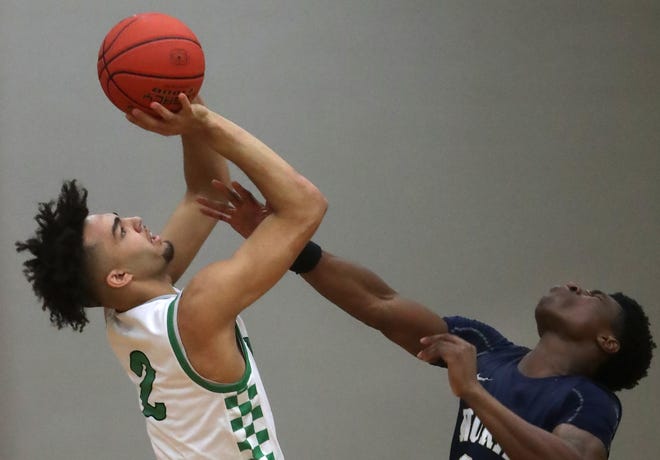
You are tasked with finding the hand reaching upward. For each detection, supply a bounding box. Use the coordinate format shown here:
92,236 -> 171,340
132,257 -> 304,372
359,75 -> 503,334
197,180 -> 272,238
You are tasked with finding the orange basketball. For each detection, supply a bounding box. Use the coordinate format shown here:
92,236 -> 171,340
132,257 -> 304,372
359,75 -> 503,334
97,12 -> 205,115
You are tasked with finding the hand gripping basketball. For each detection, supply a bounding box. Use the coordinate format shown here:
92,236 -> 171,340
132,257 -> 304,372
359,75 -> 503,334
125,93 -> 210,137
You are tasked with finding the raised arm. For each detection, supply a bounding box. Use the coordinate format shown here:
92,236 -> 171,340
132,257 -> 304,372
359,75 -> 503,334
128,96 -> 231,284
128,95 -> 327,367
198,181 -> 447,356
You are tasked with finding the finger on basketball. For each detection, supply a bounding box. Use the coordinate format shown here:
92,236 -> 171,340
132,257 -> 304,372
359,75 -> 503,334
149,102 -> 175,120
126,108 -> 160,131
177,93 -> 193,112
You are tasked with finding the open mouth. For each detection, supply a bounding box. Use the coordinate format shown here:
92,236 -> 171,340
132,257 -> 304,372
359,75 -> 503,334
146,227 -> 161,244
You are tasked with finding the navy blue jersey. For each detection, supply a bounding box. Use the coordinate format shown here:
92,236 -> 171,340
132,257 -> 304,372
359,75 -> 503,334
443,316 -> 622,459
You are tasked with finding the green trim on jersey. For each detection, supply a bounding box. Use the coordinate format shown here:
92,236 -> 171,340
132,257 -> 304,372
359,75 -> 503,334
166,296 -> 252,393
224,383 -> 276,458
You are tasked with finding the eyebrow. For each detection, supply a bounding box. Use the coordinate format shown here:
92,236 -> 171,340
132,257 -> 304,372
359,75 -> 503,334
592,290 -> 612,304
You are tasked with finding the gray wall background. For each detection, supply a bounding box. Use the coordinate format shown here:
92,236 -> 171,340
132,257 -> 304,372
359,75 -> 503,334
1,1 -> 658,459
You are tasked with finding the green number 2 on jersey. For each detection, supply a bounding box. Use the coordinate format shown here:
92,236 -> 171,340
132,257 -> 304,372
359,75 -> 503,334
130,350 -> 167,421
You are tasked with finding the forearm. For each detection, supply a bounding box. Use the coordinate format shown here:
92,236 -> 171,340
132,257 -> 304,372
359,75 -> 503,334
302,252 -> 397,326
181,133 -> 230,197
302,252 -> 446,355
155,134 -> 230,284
203,113 -> 324,216
462,386 -> 583,460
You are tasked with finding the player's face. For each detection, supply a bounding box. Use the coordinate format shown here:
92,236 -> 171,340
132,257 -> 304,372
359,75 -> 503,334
535,283 -> 622,341
83,213 -> 174,283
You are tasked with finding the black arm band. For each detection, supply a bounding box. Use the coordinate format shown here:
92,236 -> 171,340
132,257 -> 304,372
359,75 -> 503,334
289,241 -> 322,274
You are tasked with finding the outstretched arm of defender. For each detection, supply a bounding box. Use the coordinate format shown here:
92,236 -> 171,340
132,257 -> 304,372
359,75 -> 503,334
199,181 -> 447,356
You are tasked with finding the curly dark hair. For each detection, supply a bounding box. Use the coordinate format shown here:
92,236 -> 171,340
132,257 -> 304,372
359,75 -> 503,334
16,180 -> 95,332
593,292 -> 656,392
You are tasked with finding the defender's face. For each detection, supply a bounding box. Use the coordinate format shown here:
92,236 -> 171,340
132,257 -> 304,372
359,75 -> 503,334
83,213 -> 173,283
535,283 -> 622,341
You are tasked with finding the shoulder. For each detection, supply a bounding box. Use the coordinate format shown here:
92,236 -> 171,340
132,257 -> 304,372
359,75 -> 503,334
540,375 -> 621,423
107,293 -> 178,325
553,377 -> 622,453
568,378 -> 622,418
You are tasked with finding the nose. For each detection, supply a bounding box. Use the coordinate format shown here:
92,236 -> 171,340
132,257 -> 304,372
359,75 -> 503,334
566,281 -> 583,294
127,216 -> 143,232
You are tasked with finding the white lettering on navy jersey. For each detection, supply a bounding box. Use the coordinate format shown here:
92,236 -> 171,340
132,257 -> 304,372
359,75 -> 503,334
458,408 -> 510,459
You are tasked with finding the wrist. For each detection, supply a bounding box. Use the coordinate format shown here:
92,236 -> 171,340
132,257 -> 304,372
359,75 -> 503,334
459,381 -> 487,405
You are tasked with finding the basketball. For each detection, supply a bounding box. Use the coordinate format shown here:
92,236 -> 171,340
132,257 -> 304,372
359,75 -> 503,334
97,12 -> 205,115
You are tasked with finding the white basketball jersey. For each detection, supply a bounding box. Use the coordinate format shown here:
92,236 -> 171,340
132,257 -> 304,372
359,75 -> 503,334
105,292 -> 285,459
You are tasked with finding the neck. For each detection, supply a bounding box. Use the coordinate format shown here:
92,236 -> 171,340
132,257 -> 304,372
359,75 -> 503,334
103,278 -> 176,312
518,333 -> 601,379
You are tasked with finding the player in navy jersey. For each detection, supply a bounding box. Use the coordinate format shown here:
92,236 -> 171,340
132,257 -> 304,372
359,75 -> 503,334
199,181 -> 655,460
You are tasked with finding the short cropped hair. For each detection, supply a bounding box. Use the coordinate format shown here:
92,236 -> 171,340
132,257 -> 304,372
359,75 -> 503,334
16,180 -> 94,331
594,292 -> 656,392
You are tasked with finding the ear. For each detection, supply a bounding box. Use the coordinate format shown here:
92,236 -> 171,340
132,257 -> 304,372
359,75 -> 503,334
597,334 -> 620,354
106,269 -> 134,289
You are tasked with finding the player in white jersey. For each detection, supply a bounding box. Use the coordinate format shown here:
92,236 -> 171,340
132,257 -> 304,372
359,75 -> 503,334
17,94 -> 327,459
105,292 -> 284,459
